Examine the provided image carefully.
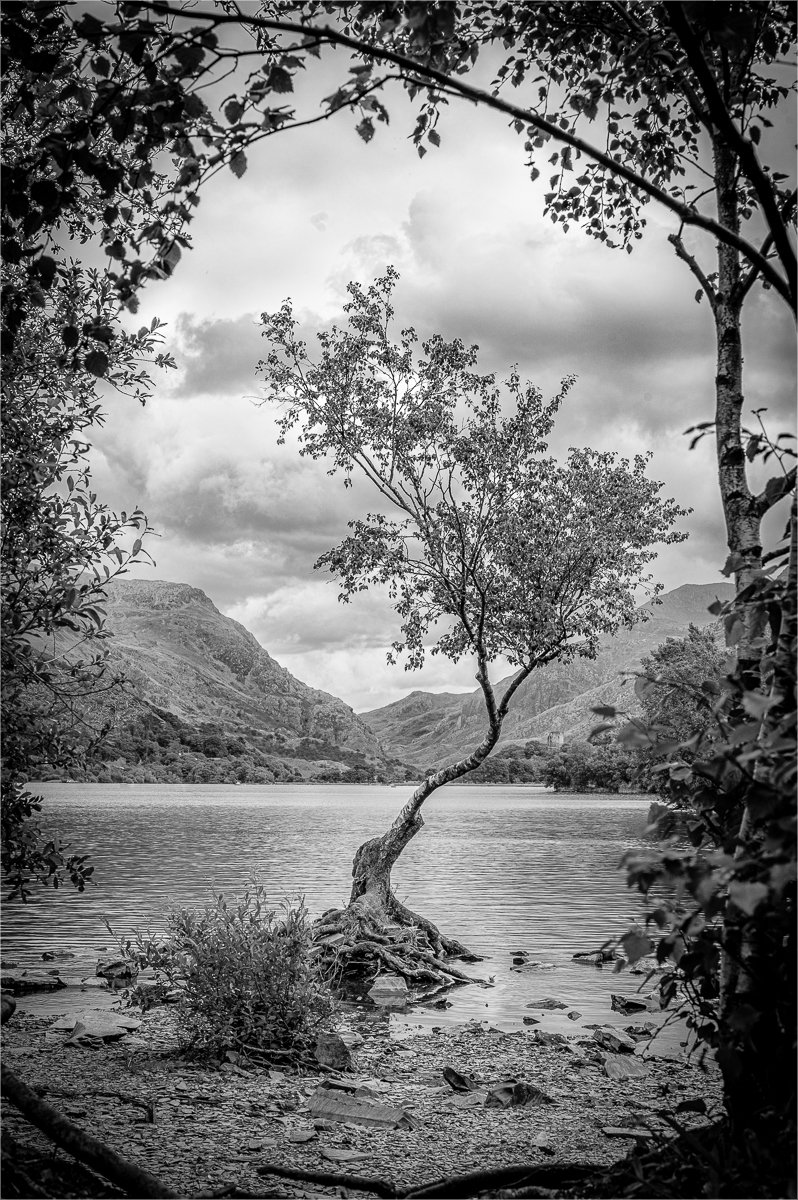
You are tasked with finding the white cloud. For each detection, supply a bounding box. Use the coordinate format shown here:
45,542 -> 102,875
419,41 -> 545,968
88,56 -> 795,712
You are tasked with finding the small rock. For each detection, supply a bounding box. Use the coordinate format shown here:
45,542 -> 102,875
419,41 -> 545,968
593,1026 -> 637,1054
610,993 -> 648,1014
287,1129 -> 317,1143
522,1016 -> 540,1026
42,950 -> 76,961
95,958 -> 138,984
367,974 -> 409,1007
486,1082 -> 554,1108
629,956 -> 665,976
0,960 -> 19,970
567,1011 -> 582,1021
315,1031 -> 352,1071
645,992 -> 663,1011
1,994 -> 16,1024
603,1053 -> 651,1080
524,998 -> 568,1010
338,1029 -> 364,1050
531,1030 -> 568,1047
572,950 -> 614,967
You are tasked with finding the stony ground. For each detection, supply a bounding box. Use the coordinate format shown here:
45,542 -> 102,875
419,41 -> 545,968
1,1002 -> 724,1199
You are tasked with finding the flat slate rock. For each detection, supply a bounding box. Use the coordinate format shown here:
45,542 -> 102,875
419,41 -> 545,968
602,1052 -> 651,1080
524,998 -> 568,1010
308,1088 -> 416,1130
48,1011 -> 142,1041
0,971 -> 67,994
593,1026 -> 637,1053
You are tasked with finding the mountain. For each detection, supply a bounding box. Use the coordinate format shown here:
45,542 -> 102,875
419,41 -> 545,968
73,580 -> 400,785
361,583 -> 734,768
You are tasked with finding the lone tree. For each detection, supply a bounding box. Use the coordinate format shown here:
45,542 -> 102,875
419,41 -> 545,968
259,268 -> 687,988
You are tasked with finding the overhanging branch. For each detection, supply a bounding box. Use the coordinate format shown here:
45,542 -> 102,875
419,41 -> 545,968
137,0 -> 795,312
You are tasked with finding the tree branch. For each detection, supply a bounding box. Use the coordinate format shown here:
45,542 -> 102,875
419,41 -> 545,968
668,232 -> 717,311
665,2 -> 797,309
1,1065 -> 177,1199
137,1 -> 795,312
735,190 -> 798,306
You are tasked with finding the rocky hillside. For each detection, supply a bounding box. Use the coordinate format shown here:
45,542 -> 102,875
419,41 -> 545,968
73,580 -> 401,785
361,583 -> 734,769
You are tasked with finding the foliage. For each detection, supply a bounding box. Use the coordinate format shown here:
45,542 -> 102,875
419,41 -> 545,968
601,532 -> 796,1179
114,888 -> 335,1063
1,6 -> 180,896
261,268 -> 687,688
635,624 -> 729,797
540,739 -> 640,793
39,4 -> 792,312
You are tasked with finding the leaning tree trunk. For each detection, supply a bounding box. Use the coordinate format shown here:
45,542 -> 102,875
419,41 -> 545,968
313,660 -> 531,992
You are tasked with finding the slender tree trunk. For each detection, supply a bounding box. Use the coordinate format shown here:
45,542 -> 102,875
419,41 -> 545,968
711,135 -> 796,1155
315,660 -> 533,984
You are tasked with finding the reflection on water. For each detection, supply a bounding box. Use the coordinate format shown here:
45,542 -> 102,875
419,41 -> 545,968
3,783 -> 662,1031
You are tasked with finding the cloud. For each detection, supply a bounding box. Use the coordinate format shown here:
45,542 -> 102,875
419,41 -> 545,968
170,313 -> 264,397
88,61 -> 794,713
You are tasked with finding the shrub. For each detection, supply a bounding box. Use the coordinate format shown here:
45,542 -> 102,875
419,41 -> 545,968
114,888 -> 334,1063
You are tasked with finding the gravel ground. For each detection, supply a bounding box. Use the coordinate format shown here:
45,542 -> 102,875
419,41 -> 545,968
1,1005 -> 723,1198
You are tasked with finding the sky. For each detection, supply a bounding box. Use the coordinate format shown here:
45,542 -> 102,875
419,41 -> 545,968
89,25 -> 797,713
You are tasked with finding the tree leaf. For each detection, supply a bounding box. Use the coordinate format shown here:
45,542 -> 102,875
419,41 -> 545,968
84,350 -> 109,377
728,881 -> 768,916
229,151 -> 247,178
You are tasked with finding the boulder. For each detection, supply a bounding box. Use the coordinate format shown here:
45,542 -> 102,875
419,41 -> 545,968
0,971 -> 67,995
367,974 -> 408,1007
1,993 -> 16,1024
315,1031 -> 352,1071
41,950 -> 76,962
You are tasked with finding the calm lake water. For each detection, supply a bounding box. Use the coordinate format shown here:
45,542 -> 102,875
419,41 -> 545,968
3,783 -> 669,1038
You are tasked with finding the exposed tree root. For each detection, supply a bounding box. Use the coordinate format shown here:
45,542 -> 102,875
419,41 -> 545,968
313,891 -> 485,993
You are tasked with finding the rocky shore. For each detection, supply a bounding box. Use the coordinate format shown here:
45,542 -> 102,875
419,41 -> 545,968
1,986 -> 723,1199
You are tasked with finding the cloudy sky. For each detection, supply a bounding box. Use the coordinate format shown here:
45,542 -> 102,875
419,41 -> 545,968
90,30 -> 796,712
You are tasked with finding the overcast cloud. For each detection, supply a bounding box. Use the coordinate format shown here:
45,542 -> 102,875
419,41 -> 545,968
92,48 -> 796,711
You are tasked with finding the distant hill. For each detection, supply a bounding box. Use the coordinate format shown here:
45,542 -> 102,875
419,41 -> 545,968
361,582 -> 734,768
69,580 -> 404,785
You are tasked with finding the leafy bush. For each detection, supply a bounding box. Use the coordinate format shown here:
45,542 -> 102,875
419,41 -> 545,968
114,888 -> 334,1063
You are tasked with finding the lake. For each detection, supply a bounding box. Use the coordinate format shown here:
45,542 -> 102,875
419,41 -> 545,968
2,783 -> 672,1040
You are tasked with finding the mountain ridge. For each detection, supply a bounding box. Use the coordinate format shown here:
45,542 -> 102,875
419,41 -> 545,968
360,582 -> 734,768
74,579 -> 398,784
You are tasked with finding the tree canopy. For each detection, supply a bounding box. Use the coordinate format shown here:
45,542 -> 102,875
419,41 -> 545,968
260,268 -> 688,690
